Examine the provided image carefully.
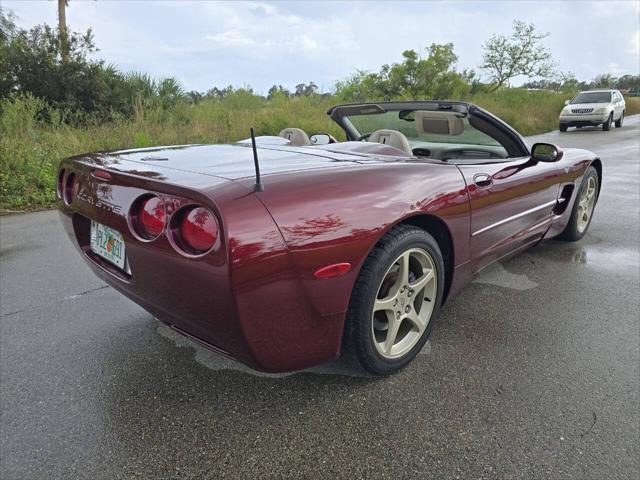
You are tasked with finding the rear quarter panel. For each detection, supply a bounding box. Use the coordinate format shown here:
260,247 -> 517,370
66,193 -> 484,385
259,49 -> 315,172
58,154 -> 470,372
56,157 -> 260,365
240,161 -> 470,320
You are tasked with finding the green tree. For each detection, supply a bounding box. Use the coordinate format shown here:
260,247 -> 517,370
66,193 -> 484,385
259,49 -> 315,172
0,9 -> 185,122
614,74 -> 640,92
206,85 -> 234,100
590,73 -> 616,89
267,84 -> 291,100
335,43 -> 471,101
522,72 -> 586,93
120,72 -> 183,109
0,9 -> 17,95
334,70 -> 382,102
557,72 -> 585,92
57,0 -> 69,63
294,82 -> 318,96
0,10 -> 116,120
481,21 -> 555,91
185,90 -> 204,104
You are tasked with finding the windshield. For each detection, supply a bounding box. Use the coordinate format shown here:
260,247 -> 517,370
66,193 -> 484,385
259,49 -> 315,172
571,92 -> 611,104
345,110 -> 504,147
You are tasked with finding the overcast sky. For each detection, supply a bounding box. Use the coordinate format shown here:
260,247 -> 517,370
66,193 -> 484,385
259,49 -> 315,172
4,1 -> 640,94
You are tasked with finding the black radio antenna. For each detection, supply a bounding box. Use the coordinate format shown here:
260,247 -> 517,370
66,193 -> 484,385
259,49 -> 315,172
250,127 -> 264,192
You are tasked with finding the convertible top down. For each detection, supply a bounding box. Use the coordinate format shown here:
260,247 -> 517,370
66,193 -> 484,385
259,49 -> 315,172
57,101 -> 601,374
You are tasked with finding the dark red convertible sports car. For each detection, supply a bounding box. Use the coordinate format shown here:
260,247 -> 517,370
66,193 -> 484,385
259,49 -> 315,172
58,101 -> 601,374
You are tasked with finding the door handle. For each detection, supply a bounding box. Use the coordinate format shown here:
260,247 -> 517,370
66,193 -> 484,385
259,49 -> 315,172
473,173 -> 493,188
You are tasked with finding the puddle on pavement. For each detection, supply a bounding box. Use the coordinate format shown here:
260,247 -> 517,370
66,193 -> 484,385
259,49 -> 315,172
472,262 -> 538,291
472,242 -> 639,291
155,320 -> 431,378
151,239 -> 639,378
543,244 -> 640,270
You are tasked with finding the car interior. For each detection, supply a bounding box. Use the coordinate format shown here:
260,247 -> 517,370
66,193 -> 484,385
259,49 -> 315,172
277,108 -> 526,163
278,127 -> 311,146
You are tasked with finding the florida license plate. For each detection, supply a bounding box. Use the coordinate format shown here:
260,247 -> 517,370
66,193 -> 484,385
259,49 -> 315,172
90,220 -> 126,270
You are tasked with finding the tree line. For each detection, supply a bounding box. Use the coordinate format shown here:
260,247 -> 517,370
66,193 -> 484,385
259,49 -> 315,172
1,7 -> 638,126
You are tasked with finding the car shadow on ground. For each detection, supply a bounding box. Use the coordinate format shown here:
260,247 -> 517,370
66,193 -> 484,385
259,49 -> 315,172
89,237 -> 624,478
560,125 -> 623,134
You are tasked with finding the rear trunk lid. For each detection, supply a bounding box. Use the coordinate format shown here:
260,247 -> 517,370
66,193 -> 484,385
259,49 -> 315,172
80,143 -> 385,188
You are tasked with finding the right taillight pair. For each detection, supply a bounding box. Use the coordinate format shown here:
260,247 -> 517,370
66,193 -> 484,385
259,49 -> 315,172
130,195 -> 219,256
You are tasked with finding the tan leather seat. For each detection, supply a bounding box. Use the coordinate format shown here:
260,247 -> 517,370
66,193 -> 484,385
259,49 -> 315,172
279,128 -> 311,146
368,129 -> 413,156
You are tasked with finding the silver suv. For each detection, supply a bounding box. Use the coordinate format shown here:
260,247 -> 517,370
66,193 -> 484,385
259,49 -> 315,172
559,89 -> 625,132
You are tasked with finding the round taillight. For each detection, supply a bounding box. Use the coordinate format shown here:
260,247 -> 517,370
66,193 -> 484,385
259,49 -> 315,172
173,206 -> 218,255
131,195 -> 166,240
63,172 -> 76,205
57,169 -> 66,199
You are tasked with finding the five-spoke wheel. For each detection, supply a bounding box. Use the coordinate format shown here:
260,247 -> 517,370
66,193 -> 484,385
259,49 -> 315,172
343,225 -> 444,375
372,248 -> 437,359
576,176 -> 597,234
559,165 -> 599,241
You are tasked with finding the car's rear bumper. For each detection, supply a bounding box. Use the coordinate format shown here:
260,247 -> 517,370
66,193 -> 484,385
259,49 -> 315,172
57,158 -> 346,373
59,207 -> 345,373
58,208 -> 250,358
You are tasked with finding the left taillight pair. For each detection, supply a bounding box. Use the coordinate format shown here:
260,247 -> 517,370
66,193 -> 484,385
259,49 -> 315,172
57,169 -> 77,205
129,195 -> 218,256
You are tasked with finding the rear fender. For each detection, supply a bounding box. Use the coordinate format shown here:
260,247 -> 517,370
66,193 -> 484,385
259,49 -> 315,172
245,162 -> 471,320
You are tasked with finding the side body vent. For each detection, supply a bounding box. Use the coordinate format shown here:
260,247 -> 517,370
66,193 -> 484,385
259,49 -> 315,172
554,184 -> 575,215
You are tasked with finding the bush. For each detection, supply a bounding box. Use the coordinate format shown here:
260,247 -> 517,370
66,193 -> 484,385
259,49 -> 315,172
2,88 -> 612,211
0,93 -> 343,210
471,88 -> 570,135
0,11 -> 186,125
2,10 -> 637,211
1,94 -> 60,208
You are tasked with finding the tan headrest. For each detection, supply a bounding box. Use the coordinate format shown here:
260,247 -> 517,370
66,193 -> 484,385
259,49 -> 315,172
415,111 -> 464,136
278,128 -> 311,146
368,129 -> 413,156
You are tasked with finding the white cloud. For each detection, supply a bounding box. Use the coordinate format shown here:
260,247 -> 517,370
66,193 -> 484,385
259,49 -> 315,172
628,30 -> 640,56
205,30 -> 255,47
247,1 -> 278,16
4,0 -> 640,93
199,3 -> 335,50
607,62 -> 624,76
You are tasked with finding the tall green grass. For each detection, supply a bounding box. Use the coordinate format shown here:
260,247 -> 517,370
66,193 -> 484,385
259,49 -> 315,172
0,93 -> 341,210
2,90 -> 638,211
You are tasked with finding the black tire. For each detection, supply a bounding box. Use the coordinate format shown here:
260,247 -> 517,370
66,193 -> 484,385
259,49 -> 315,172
557,166 -> 599,242
342,224 -> 445,375
559,124 -> 568,132
615,111 -> 624,128
602,113 -> 612,131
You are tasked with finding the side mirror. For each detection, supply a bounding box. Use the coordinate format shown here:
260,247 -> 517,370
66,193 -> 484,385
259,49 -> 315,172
564,99 -> 570,105
531,142 -> 563,162
309,133 -> 331,145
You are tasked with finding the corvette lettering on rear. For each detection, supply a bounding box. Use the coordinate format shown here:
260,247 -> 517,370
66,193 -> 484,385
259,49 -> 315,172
77,184 -> 122,214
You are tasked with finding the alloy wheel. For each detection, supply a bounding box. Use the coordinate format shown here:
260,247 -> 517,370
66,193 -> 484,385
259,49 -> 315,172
576,176 -> 597,233
371,248 -> 437,359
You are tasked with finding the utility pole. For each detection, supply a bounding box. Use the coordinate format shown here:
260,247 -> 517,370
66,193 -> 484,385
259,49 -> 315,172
58,0 -> 69,63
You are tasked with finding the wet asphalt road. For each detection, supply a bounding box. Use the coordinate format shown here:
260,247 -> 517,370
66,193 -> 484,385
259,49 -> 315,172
1,118 -> 639,480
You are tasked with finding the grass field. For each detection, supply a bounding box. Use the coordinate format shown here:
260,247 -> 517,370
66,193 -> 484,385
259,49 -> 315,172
1,90 -> 638,212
